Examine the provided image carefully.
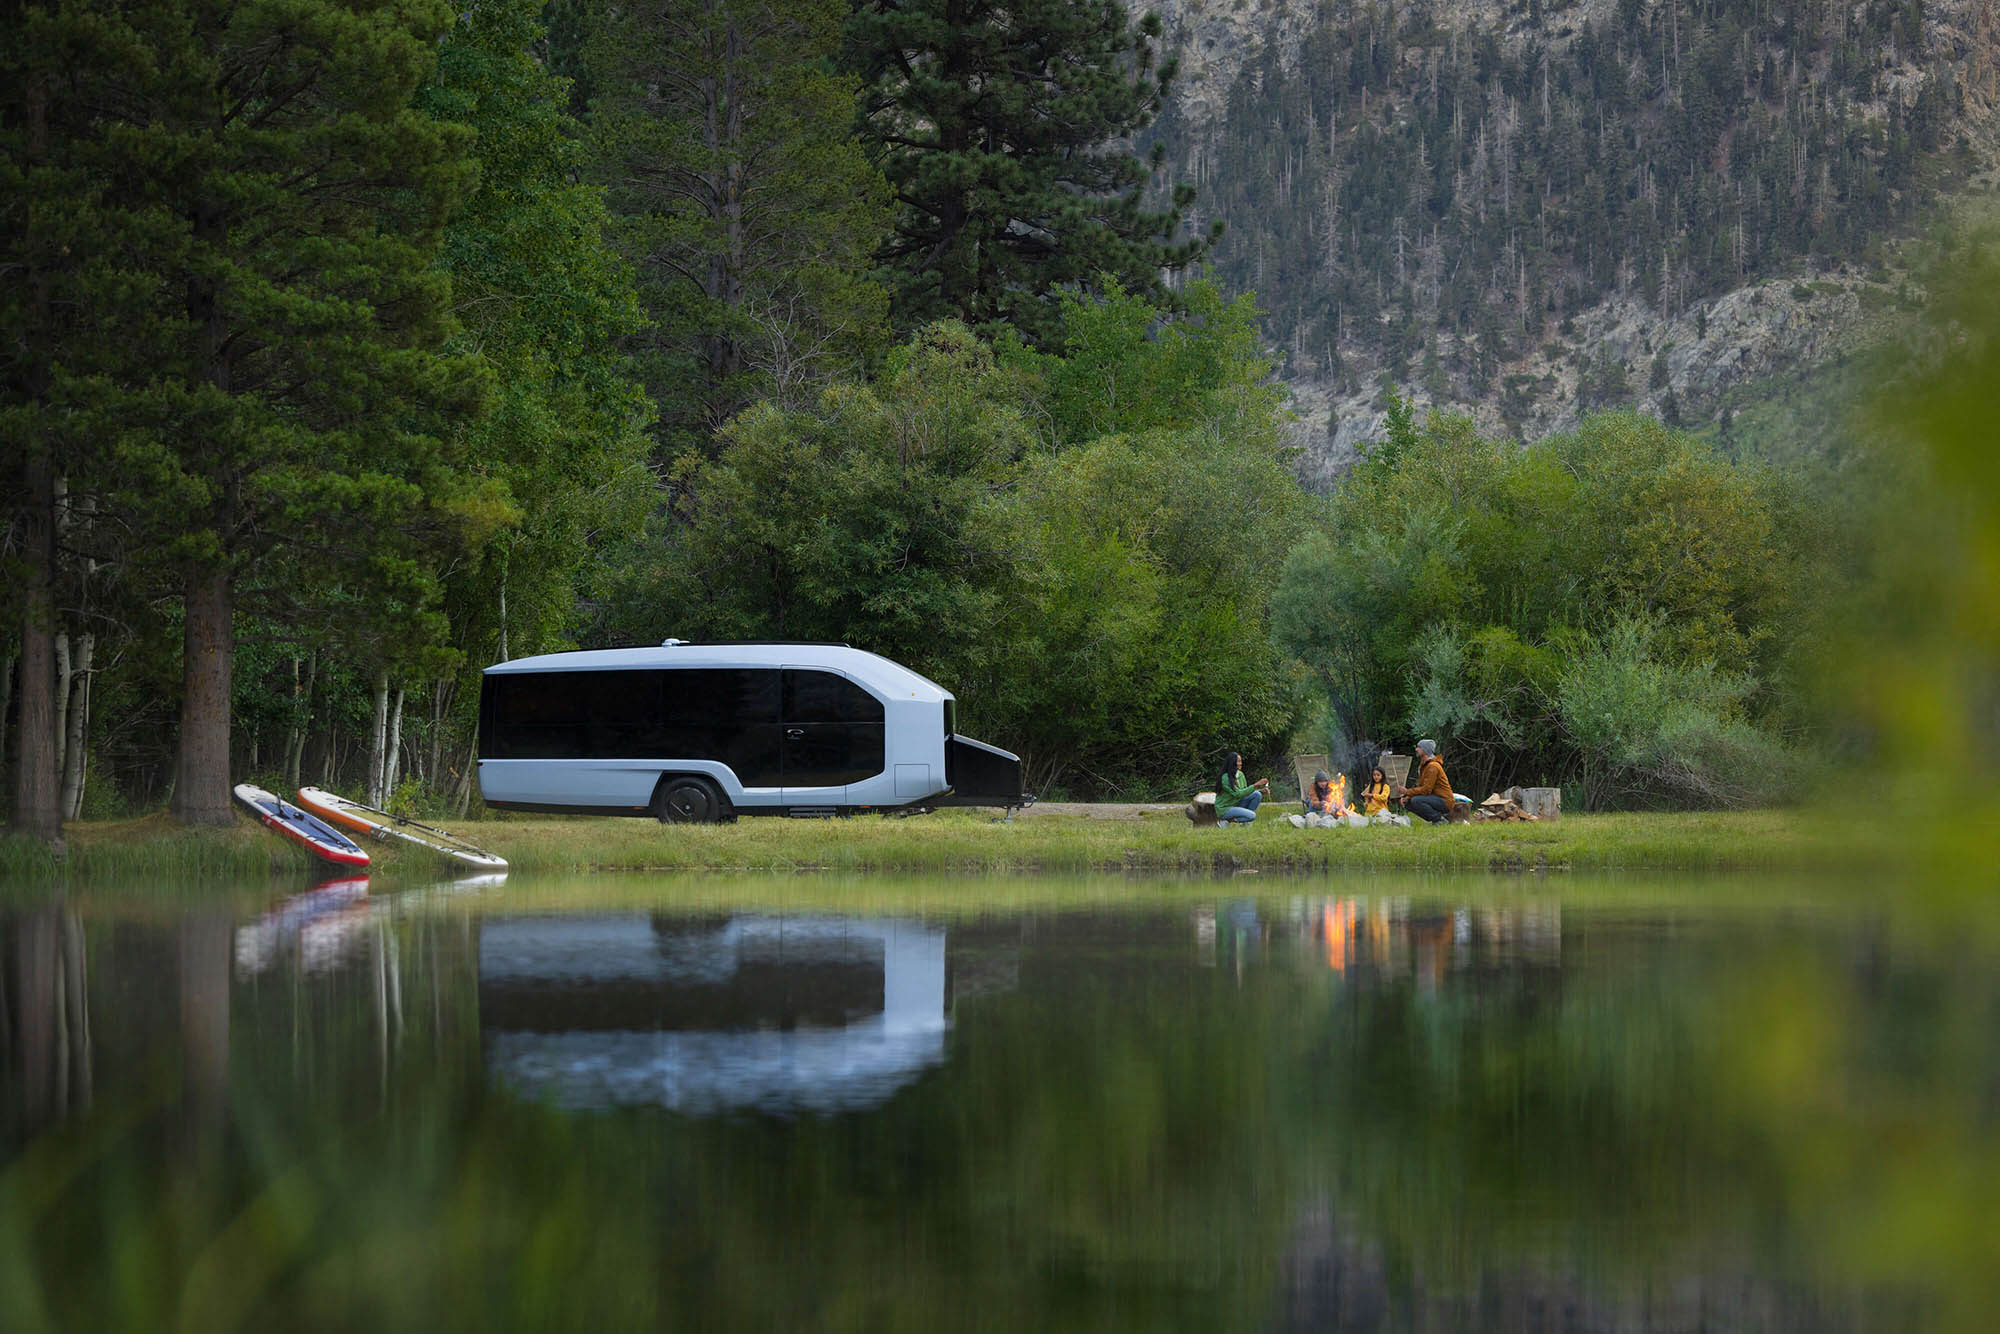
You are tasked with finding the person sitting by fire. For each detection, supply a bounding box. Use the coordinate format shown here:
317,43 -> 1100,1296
1289,769 -> 1348,828
1360,765 -> 1393,817
1217,752 -> 1267,824
1398,739 -> 1454,824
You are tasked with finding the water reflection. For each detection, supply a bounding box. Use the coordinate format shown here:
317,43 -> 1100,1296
0,907 -> 91,1138
233,876 -> 373,976
480,915 -> 947,1113
0,878 -> 1995,1332
1200,895 -> 1561,989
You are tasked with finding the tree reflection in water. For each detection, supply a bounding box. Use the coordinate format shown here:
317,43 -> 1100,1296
0,883 -> 1995,1332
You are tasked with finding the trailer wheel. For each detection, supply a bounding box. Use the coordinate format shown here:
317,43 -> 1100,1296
655,775 -> 726,824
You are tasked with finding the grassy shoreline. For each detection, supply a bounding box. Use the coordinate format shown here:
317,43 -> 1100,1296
1,806 -> 1887,884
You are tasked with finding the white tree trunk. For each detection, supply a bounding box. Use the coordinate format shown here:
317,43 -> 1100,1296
428,678 -> 450,791
60,633 -> 92,821
287,651 -> 318,792
283,656 -> 301,790
453,740 -> 478,818
383,686 -> 405,803
367,672 -> 390,807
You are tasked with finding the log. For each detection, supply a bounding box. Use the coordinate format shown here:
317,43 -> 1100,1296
1186,792 -> 1219,826
1517,787 -> 1562,821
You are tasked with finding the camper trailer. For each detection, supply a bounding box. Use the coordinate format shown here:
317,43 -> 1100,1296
476,641 -> 1025,821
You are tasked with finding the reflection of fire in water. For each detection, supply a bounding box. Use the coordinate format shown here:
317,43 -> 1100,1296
1323,900 -> 1353,974
1264,899 -> 1562,983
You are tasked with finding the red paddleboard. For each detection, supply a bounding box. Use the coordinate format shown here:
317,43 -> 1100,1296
233,783 -> 370,868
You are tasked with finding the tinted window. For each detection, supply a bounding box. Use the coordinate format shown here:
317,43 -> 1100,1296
581,672 -> 665,732
485,669 -> 784,782
783,725 -> 885,788
783,670 -> 884,724
665,670 -> 780,726
493,673 -> 584,726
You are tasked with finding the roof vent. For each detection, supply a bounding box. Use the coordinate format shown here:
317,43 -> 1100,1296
660,637 -> 688,646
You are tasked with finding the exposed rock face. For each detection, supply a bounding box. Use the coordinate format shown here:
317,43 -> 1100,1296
1139,0 -> 1997,479
1286,267 -> 1903,487
1152,0 -> 1620,128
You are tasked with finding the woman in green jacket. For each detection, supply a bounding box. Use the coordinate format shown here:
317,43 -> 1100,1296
1217,752 -> 1267,823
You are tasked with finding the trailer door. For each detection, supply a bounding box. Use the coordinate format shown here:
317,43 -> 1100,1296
781,668 -> 886,804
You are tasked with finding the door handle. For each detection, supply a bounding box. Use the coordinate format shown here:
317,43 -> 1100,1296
786,727 -> 805,739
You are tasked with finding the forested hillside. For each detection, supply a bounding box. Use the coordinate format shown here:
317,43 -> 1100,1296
3,0 -> 1989,843
1147,0 -> 1990,454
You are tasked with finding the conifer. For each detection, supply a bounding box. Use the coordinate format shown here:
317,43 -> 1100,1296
846,0 -> 1218,344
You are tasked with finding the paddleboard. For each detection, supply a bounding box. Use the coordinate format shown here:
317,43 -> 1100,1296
295,787 -> 508,872
233,783 -> 371,868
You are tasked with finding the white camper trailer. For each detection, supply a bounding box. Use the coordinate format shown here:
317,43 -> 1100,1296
476,642 -> 1025,821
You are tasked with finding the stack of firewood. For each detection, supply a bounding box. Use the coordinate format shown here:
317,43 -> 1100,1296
1471,786 -> 1562,822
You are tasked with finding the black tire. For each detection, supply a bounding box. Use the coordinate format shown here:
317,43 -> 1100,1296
655,775 -> 726,824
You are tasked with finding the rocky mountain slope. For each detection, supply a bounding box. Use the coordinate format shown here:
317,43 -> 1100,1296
1140,0 -> 1999,476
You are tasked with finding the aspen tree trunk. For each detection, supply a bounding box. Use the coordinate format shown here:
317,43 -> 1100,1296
497,566 -> 508,663
453,739 -> 478,818
367,672 -> 390,806
171,568 -> 234,826
287,651 -> 317,792
283,657 -> 302,790
60,633 -> 92,821
384,686 -> 405,803
428,679 -> 450,792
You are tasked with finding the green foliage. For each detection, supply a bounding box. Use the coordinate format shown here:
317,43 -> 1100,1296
609,322 -> 1028,682
414,0 -> 653,745
611,283 -> 1304,797
984,428 -> 1306,793
846,0 -> 1217,345
1275,410 -> 1819,805
1817,209 -> 2000,877
1552,617 -> 1768,810
588,0 -> 890,457
1005,278 -> 1282,449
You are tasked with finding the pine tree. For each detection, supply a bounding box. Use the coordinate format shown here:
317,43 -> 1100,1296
846,0 -> 1218,344
588,0 -> 890,458
6,0 -> 484,825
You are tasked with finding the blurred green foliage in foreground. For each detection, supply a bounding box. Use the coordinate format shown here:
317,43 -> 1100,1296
1841,215 -> 2000,884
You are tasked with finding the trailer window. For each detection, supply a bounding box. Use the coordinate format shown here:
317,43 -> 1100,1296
782,670 -> 884,724
663,670 -> 780,726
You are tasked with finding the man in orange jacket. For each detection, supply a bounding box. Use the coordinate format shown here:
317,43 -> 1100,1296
1398,739 -> 1454,825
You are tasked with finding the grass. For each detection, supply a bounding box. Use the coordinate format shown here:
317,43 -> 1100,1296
465,807 -> 1884,875
0,811 -> 288,884
0,805 -> 1894,887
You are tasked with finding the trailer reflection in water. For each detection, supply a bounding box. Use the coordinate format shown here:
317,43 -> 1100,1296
478,915 -> 948,1114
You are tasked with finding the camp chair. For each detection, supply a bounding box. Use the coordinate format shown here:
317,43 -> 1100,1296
1290,753 -> 1330,805
1375,752 -> 1413,791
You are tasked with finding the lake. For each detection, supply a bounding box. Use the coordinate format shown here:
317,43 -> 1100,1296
3,871 -> 1996,1331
